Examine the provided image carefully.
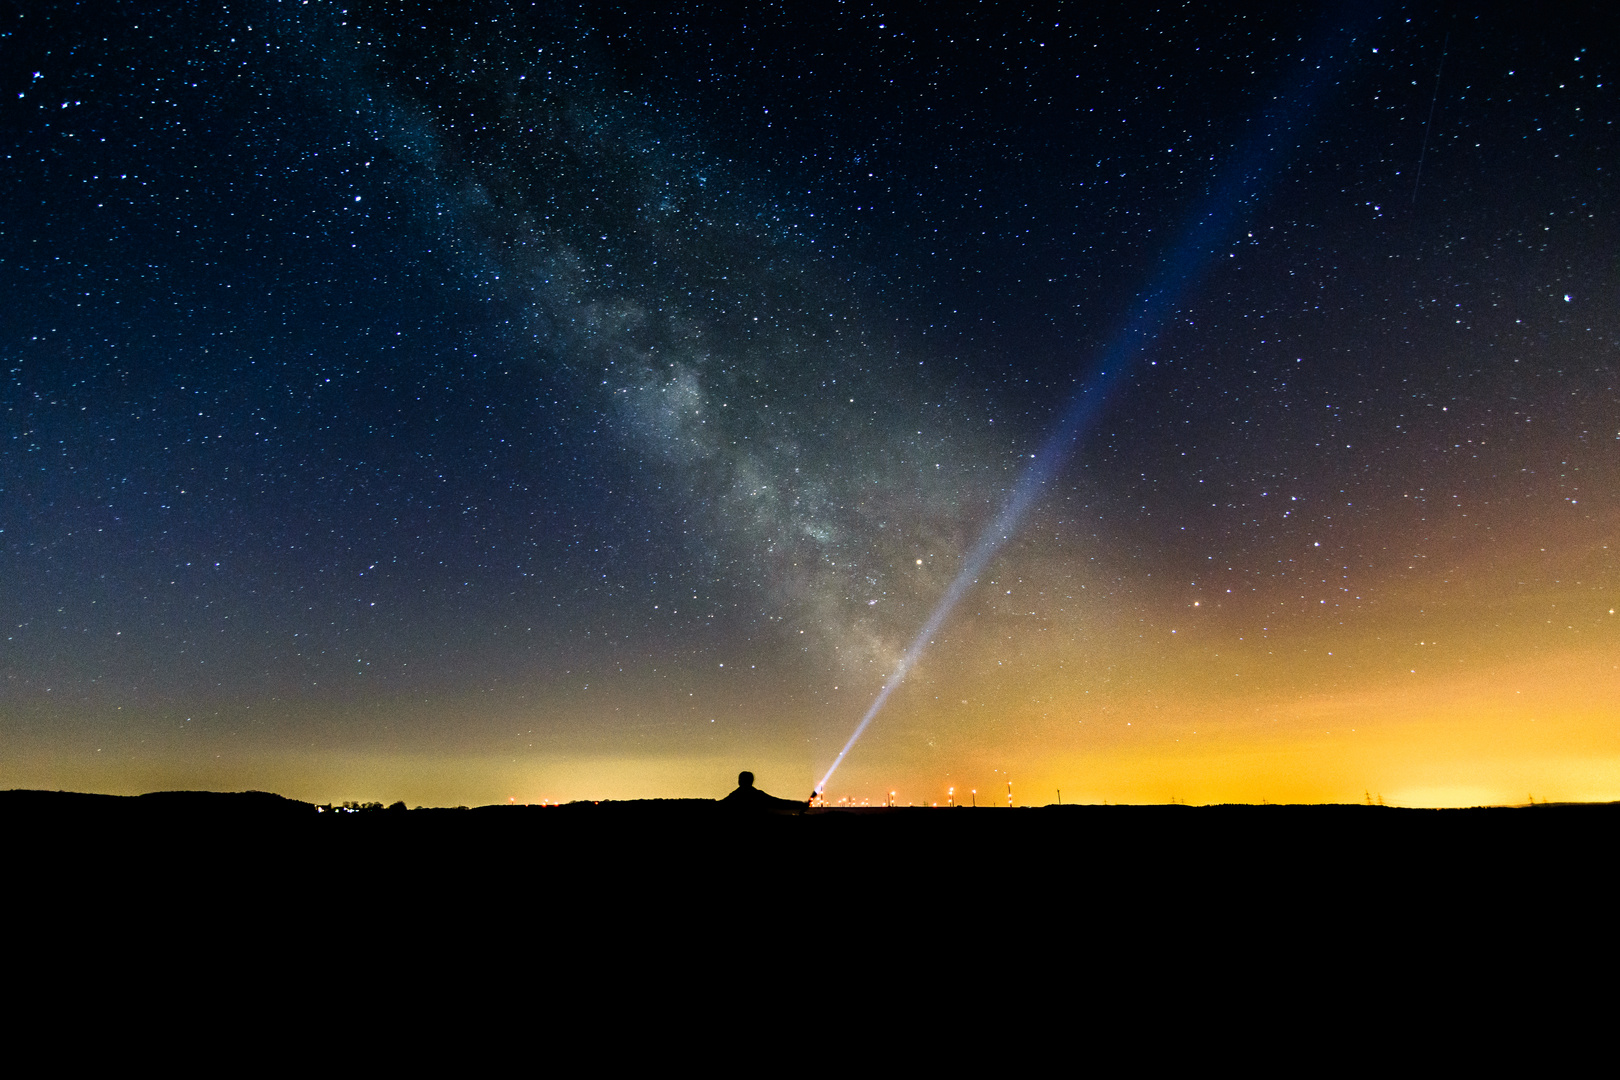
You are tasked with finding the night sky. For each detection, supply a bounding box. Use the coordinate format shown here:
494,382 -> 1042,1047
4,2 -> 1615,807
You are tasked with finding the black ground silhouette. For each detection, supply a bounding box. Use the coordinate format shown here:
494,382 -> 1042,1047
11,787 -> 1612,980
10,787 -> 1615,887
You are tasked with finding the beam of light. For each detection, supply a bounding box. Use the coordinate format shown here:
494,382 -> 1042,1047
816,10 -> 1379,796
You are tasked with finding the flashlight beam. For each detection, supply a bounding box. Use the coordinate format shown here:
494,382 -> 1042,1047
814,11 -> 1376,796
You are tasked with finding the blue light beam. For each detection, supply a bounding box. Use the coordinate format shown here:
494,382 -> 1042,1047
815,12 -> 1377,796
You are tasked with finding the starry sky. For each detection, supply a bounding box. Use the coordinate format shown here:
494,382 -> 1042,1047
3,1 -> 1615,807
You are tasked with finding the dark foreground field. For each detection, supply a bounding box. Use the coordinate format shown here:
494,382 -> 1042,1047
9,789 -> 1613,992
11,788 -> 1615,884
10,788 -> 1614,904
12,787 -> 1616,871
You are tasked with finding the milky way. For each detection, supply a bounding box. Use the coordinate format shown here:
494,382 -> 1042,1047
3,3 -> 1615,805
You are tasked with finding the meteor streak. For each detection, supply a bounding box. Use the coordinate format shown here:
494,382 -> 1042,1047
814,12 -> 1377,796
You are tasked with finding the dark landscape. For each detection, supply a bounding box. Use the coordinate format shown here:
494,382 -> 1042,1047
13,788 -> 1615,892
12,786 -> 1611,1001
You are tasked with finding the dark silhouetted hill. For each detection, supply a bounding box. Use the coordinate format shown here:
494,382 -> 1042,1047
10,790 -> 1613,995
